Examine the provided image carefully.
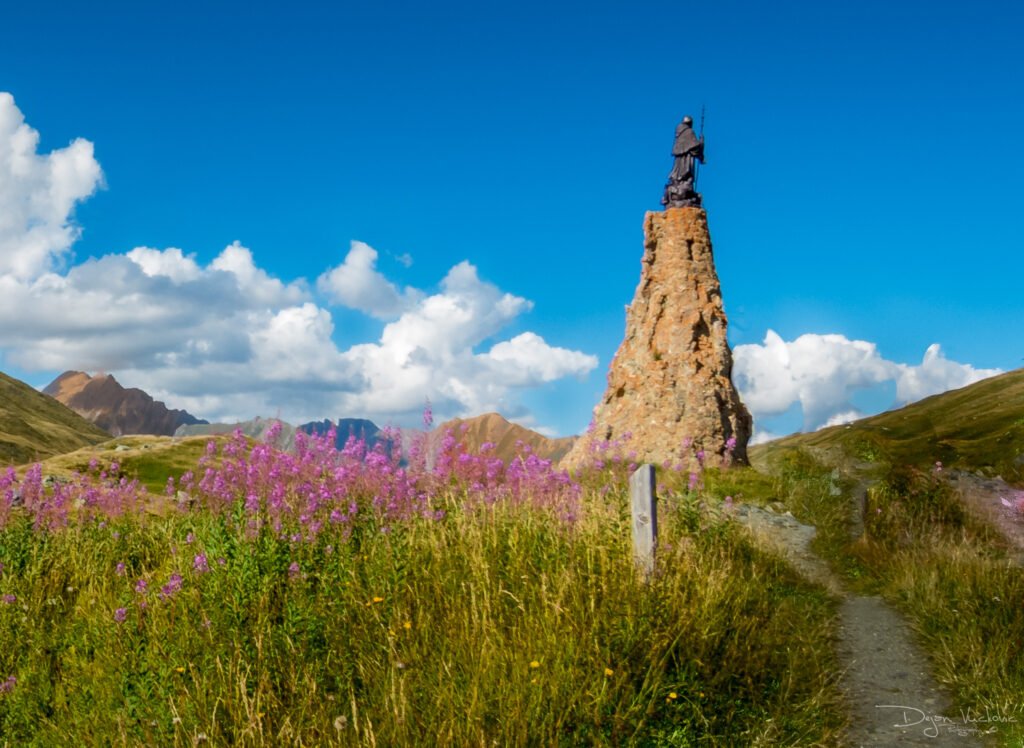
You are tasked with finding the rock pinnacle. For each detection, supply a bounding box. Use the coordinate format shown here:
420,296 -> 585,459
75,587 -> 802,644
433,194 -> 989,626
564,207 -> 751,470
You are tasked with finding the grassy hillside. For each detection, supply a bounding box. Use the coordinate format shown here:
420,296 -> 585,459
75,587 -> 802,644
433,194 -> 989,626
747,370 -> 1024,744
752,368 -> 1024,484
0,371 -> 111,466
35,434 -> 228,495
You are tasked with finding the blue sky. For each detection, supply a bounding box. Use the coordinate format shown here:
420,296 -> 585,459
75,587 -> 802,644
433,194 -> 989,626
0,0 -> 1021,438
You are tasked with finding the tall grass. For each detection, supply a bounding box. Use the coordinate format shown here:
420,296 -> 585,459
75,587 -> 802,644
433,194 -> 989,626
0,430 -> 844,746
769,448 -> 1024,745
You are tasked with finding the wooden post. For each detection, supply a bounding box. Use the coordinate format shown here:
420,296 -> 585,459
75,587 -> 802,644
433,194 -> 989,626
629,464 -> 658,577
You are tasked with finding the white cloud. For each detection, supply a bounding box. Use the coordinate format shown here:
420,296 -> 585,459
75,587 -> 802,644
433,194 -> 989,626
126,247 -> 201,283
749,429 -> 783,446
821,409 -> 863,428
734,330 -> 1002,433
0,91 -> 597,428
0,93 -> 103,280
211,241 -> 306,307
487,332 -> 598,385
894,343 -> 1001,404
335,263 -> 596,420
317,241 -> 422,319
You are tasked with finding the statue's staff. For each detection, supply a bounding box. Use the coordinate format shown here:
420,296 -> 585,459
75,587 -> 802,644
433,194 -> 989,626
695,104 -> 706,190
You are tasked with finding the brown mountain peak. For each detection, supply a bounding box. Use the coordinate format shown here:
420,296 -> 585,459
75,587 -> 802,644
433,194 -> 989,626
434,412 -> 575,464
43,371 -> 206,437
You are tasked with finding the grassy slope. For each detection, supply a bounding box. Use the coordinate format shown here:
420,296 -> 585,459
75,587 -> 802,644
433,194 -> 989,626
0,371 -> 111,467
750,370 -> 1024,745
752,368 -> 1024,484
36,434 -> 227,494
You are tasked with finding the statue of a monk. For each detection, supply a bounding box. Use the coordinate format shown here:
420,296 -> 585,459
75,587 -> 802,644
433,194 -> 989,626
661,115 -> 705,208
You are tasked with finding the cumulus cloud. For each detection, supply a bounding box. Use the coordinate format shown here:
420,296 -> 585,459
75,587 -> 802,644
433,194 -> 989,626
335,263 -> 596,420
0,241 -> 594,425
487,332 -> 598,385
317,241 -> 422,319
0,92 -> 597,429
894,343 -> 1001,404
734,330 -> 1002,433
0,93 -> 103,280
126,247 -> 201,283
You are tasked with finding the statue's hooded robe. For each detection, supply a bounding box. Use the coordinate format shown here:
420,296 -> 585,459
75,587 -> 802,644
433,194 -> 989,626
668,123 -> 704,185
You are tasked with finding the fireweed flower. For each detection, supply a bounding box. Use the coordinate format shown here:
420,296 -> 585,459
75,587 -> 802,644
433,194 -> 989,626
115,562 -> 126,576
288,562 -> 301,580
114,607 -> 127,623
0,675 -> 15,694
134,579 -> 148,595
159,573 -> 183,600
193,554 -> 209,573
1,594 -> 15,605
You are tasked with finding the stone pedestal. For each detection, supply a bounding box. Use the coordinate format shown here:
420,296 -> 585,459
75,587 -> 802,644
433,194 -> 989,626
564,208 -> 751,470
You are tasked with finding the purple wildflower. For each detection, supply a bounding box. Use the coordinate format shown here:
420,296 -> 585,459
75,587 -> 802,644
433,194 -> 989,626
193,554 -> 209,573
160,573 -> 183,599
114,607 -> 127,623
115,562 -> 126,576
134,578 -> 148,595
288,561 -> 301,580
0,675 -> 15,694
1,594 -> 15,605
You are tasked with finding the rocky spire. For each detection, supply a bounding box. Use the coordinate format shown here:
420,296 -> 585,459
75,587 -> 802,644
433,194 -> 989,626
563,207 -> 751,470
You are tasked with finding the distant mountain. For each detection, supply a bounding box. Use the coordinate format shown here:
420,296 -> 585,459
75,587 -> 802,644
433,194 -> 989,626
176,411 -> 573,466
431,413 -> 576,465
174,417 -> 297,451
299,418 -> 383,450
44,371 -> 207,437
750,368 -> 1024,485
0,370 -> 110,465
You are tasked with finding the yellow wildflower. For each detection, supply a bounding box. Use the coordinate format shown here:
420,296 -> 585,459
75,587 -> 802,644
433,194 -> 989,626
604,667 -> 614,677
529,660 -> 540,669
175,666 -> 185,673
403,621 -> 412,630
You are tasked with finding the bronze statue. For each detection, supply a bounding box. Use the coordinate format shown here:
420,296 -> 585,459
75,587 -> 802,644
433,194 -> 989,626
661,115 -> 704,208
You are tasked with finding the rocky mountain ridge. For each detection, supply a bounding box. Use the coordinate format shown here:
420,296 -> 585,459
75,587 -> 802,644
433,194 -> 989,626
44,371 -> 207,437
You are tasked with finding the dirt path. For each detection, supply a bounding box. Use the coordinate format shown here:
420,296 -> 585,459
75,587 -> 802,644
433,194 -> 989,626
730,497 -> 993,746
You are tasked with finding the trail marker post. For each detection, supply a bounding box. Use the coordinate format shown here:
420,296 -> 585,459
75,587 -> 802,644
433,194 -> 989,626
629,464 -> 658,577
